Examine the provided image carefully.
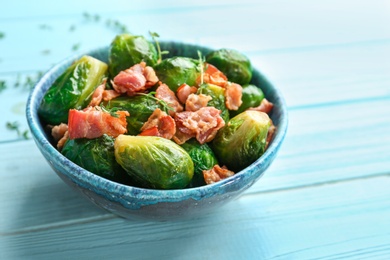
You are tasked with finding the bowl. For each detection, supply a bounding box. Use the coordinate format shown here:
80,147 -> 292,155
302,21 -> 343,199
26,42 -> 288,220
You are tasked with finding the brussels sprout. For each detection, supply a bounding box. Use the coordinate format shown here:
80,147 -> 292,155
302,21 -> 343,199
109,34 -> 158,77
154,57 -> 199,92
103,95 -> 167,135
230,84 -> 265,117
181,139 -> 218,187
197,83 -> 229,123
115,135 -> 194,189
61,134 -> 130,183
211,111 -> 271,172
38,56 -> 108,125
206,48 -> 252,85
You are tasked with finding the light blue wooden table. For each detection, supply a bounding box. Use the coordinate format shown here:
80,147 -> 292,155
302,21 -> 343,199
1,1 -> 390,259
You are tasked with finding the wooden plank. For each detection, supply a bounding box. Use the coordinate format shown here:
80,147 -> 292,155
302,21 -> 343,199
1,97 -> 389,233
1,176 -> 390,259
0,0 -> 389,73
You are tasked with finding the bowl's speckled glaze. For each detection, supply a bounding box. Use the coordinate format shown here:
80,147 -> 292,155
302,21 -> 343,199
26,42 -> 288,220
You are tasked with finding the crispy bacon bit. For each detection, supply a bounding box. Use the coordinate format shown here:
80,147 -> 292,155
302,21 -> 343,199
57,131 -> 69,150
265,120 -> 276,150
88,80 -> 106,107
68,107 -> 129,139
139,108 -> 176,139
143,66 -> 159,87
102,89 -> 121,102
224,82 -> 243,110
185,94 -> 212,112
155,83 -> 183,115
112,62 -> 158,96
203,165 -> 234,185
197,63 -> 227,87
139,126 -> 159,136
177,83 -> 197,104
172,129 -> 193,145
249,98 -> 274,114
51,123 -> 68,142
174,107 -> 225,144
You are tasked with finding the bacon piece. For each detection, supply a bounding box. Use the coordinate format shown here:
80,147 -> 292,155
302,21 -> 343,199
155,83 -> 183,116
248,98 -> 274,114
139,108 -> 176,139
57,131 -> 69,150
197,63 -> 227,87
88,80 -> 106,107
139,126 -> 159,137
51,123 -> 68,142
68,107 -> 129,139
185,94 -> 212,112
203,165 -> 234,185
224,82 -> 242,110
172,129 -> 193,145
102,90 -> 121,102
174,107 -> 225,144
143,66 -> 159,87
112,62 -> 158,96
177,83 -> 197,104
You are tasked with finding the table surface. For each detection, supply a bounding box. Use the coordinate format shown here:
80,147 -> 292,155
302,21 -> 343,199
1,1 -> 390,259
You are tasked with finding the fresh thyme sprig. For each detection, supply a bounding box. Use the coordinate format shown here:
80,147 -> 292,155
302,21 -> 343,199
98,103 -> 123,118
149,31 -> 169,63
6,121 -> 29,139
137,91 -> 174,113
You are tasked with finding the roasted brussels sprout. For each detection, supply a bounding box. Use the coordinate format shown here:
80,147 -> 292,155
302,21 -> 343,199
38,56 -> 108,125
103,95 -> 167,135
154,57 -> 199,92
211,110 -> 271,172
61,134 -> 129,183
181,139 -> 218,187
197,83 -> 229,123
230,84 -> 265,117
115,135 -> 194,189
109,34 -> 158,77
206,49 -> 252,85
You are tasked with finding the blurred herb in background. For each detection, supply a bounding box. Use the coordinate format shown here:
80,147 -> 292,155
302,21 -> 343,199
0,80 -> 6,93
2,12 -> 131,138
6,121 -> 29,140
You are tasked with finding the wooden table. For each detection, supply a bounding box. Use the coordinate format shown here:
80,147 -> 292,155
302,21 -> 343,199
1,1 -> 390,259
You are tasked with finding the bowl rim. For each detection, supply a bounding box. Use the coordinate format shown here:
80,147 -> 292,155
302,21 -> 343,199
26,43 -> 288,203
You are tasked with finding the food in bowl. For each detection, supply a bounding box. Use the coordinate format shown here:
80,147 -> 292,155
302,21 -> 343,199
37,33 -> 277,191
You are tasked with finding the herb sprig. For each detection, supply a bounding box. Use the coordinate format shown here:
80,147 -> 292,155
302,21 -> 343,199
6,121 -> 29,139
149,31 -> 169,63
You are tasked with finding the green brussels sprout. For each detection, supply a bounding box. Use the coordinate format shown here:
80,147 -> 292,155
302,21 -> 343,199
197,83 -> 229,123
38,56 -> 108,125
154,57 -> 199,92
181,139 -> 218,187
109,34 -> 158,77
206,48 -> 252,85
103,95 -> 167,135
230,84 -> 265,117
61,134 -> 130,184
115,135 -> 194,189
211,110 -> 271,172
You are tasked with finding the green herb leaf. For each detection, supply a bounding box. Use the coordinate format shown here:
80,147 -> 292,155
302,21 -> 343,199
0,80 -> 6,93
0,32 -> 5,39
5,121 -> 30,140
72,43 -> 81,52
149,31 -> 168,63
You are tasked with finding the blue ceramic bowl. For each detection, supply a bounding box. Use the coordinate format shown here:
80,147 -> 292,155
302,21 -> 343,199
26,42 -> 288,220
